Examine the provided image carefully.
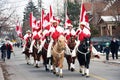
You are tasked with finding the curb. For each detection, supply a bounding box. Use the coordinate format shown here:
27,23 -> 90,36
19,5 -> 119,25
108,61 -> 120,64
0,63 -> 4,80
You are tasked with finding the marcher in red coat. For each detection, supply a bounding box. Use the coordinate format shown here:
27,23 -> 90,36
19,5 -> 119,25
47,19 -> 64,71
22,30 -> 32,53
71,22 -> 91,57
47,20 -> 64,58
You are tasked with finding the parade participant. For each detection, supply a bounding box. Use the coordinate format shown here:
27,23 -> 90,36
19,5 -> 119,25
37,29 -> 51,71
72,22 -> 91,58
29,30 -> 42,53
47,19 -> 64,71
22,30 -> 32,53
71,22 -> 91,76
64,24 -> 76,70
37,29 -> 50,53
29,30 -> 42,67
64,24 -> 76,41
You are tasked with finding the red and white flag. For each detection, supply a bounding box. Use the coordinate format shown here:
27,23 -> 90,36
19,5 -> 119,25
64,13 -> 72,28
15,22 -> 23,39
43,13 -> 50,30
78,3 -> 91,41
79,3 -> 90,30
30,12 -> 40,30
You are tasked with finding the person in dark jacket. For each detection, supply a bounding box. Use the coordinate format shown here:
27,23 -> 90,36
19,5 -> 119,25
0,43 -> 7,61
109,37 -> 119,60
6,42 -> 13,59
104,42 -> 110,60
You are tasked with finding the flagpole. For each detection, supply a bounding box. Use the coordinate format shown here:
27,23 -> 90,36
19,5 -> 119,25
64,0 -> 67,30
41,2 -> 42,32
80,0 -> 85,23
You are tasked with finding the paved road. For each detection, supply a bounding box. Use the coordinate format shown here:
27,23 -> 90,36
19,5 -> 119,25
2,47 -> 120,80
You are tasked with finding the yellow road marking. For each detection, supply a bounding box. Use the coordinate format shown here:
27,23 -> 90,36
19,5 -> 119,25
63,61 -> 107,80
74,70 -> 107,80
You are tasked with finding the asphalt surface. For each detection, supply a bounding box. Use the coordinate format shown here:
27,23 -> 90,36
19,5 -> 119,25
0,47 -> 120,80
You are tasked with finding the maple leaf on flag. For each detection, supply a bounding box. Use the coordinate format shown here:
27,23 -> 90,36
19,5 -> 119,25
43,13 -> 50,30
29,12 -> 40,30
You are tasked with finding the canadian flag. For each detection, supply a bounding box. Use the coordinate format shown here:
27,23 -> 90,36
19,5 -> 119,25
64,13 -> 72,28
30,12 -> 40,30
79,3 -> 90,30
43,13 -> 50,30
15,22 -> 23,39
78,3 -> 91,41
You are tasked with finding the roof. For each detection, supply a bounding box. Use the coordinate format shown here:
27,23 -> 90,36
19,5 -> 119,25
101,16 -> 120,22
101,16 -> 116,22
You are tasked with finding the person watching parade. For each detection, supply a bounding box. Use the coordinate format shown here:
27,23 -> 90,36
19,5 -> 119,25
6,40 -> 13,59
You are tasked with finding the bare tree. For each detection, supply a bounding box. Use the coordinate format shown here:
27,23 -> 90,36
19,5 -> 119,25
0,0 -> 18,38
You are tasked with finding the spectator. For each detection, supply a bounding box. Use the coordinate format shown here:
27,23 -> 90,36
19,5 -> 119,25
109,37 -> 119,60
104,42 -> 110,60
6,41 -> 13,59
0,43 -> 7,61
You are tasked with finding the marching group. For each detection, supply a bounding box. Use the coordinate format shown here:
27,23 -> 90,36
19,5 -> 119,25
20,18 -> 98,78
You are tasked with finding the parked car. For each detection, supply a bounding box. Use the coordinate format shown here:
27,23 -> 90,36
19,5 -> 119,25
91,36 -> 112,53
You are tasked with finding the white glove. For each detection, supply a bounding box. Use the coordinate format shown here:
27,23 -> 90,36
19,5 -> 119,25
38,39 -> 46,53
47,39 -> 53,58
29,40 -> 35,53
65,43 -> 71,55
71,40 -> 80,57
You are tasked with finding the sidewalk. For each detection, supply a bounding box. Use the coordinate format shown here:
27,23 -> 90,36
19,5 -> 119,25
91,54 -> 120,64
0,60 -> 4,80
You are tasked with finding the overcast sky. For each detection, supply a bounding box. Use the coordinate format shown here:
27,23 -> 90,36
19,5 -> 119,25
7,0 -> 64,21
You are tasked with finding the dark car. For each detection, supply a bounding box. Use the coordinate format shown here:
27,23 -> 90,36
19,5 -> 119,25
91,36 -> 112,53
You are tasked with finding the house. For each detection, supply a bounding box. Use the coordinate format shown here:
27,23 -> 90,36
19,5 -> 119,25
68,0 -> 120,37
